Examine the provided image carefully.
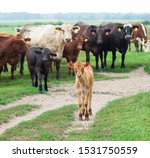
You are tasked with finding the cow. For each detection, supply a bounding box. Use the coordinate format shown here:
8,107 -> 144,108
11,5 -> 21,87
71,61 -> 93,121
63,35 -> 84,75
74,22 -> 99,70
0,33 -> 30,79
96,23 -> 133,69
16,23 -> 80,79
129,23 -> 148,52
26,46 -> 56,93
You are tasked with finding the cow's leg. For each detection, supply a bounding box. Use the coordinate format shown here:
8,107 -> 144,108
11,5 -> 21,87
44,73 -> 48,91
99,50 -> 104,69
10,65 -> 17,79
3,64 -> 8,72
84,91 -> 90,121
104,51 -> 108,67
19,54 -> 25,75
121,52 -> 126,68
88,89 -> 92,116
37,71 -> 42,93
29,69 -> 35,87
56,60 -> 61,80
76,85 -> 83,120
135,43 -> 139,52
35,74 -> 38,87
85,51 -> 90,62
140,44 -> 143,52
111,51 -> 116,69
95,54 -> 100,71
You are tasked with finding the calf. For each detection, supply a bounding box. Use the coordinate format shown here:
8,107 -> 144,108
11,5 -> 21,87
73,61 -> 93,121
63,35 -> 83,75
26,47 -> 56,93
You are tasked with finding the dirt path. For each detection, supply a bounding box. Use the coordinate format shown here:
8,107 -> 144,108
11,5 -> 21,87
0,67 -> 150,134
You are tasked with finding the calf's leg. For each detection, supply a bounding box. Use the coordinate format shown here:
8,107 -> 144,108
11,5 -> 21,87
44,74 -> 48,91
56,61 -> 61,80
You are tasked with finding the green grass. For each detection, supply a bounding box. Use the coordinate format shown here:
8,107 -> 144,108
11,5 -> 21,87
0,104 -> 40,125
0,92 -> 150,141
0,104 -> 76,141
66,92 -> 150,141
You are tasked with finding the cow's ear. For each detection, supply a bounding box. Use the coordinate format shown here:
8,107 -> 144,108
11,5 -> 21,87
24,38 -> 31,41
55,26 -> 62,32
117,26 -> 123,32
84,62 -> 90,67
105,29 -> 111,35
133,26 -> 139,31
68,61 -> 74,68
72,26 -> 80,33
35,50 -> 42,54
90,29 -> 97,35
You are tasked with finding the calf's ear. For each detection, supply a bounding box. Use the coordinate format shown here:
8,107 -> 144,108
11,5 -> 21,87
84,62 -> 90,67
105,29 -> 111,35
35,50 -> 42,54
68,61 -> 74,68
117,26 -> 123,32
72,26 -> 80,33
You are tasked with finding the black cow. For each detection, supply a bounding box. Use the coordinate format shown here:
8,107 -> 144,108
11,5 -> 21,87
26,47 -> 56,93
74,22 -> 99,70
97,23 -> 133,69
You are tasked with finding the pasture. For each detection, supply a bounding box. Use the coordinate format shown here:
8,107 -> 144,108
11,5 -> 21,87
0,20 -> 150,140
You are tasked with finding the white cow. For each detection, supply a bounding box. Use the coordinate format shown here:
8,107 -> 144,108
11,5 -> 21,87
17,23 -> 80,79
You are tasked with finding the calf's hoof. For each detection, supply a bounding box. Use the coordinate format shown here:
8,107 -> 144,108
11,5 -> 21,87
44,88 -> 48,91
79,113 -> 82,121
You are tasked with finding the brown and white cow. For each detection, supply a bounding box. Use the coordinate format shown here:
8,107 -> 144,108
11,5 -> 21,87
130,23 -> 148,52
16,23 -> 80,79
72,61 -> 94,121
0,33 -> 30,79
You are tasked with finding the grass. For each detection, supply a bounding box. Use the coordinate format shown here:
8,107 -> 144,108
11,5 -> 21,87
0,104 -> 76,141
0,104 -> 40,125
0,92 -> 150,141
66,92 -> 150,141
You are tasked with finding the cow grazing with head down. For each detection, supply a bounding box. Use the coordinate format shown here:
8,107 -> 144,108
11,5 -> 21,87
74,22 -> 99,70
72,61 -> 93,121
97,23 -> 133,69
0,33 -> 30,79
129,23 -> 148,52
63,35 -> 84,75
26,47 -> 56,93
17,23 -> 80,79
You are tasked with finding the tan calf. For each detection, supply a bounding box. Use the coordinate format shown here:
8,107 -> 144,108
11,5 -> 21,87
73,61 -> 93,121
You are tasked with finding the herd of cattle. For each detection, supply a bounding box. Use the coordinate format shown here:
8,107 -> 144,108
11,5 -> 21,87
0,21 -> 149,120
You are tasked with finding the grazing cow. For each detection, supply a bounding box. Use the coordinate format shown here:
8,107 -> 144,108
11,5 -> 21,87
17,23 -> 80,79
97,23 -> 133,69
72,61 -> 93,121
63,35 -> 84,75
74,22 -> 99,70
26,47 -> 56,93
129,23 -> 148,52
0,33 -> 30,79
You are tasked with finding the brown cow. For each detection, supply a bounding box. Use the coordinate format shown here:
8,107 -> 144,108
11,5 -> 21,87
130,23 -> 148,52
63,35 -> 84,75
0,33 -> 30,79
72,61 -> 94,121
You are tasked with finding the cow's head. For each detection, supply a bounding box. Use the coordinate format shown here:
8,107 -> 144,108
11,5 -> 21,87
84,25 -> 97,44
13,34 -> 31,53
97,26 -> 111,45
35,48 -> 56,62
136,37 -> 150,52
73,35 -> 84,50
121,24 -> 133,42
55,23 -> 80,43
71,61 -> 91,79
